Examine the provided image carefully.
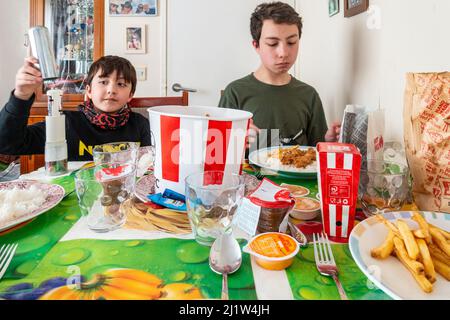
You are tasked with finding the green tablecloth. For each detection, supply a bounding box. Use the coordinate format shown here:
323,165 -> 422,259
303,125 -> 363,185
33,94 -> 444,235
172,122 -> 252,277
0,170 -> 390,300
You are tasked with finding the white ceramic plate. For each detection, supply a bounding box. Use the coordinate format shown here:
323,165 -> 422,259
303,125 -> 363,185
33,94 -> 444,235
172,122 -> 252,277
135,174 -> 157,203
249,146 -> 317,179
349,211 -> 450,300
0,180 -> 65,232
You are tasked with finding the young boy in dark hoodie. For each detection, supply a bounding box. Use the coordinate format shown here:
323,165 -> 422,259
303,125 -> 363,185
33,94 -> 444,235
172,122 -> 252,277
0,55 -> 151,161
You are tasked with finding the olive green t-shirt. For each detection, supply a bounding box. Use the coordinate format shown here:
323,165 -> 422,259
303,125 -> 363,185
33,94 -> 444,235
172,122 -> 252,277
218,74 -> 328,148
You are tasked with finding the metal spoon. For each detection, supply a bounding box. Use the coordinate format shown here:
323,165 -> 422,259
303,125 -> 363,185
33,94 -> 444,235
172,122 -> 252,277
280,129 -> 304,145
209,232 -> 242,300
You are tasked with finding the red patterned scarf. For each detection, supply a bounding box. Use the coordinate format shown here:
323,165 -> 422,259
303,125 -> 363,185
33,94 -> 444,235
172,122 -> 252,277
80,100 -> 131,130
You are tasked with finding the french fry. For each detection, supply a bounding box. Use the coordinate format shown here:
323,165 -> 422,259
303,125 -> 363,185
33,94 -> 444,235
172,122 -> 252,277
413,229 -> 427,239
433,258 -> 450,281
394,245 -> 433,293
429,227 -> 450,256
397,220 -> 420,260
416,238 -> 436,283
371,215 -> 450,294
376,215 -> 401,237
428,243 -> 450,266
428,223 -> 450,240
371,229 -> 395,259
393,237 -> 424,275
412,212 -> 432,243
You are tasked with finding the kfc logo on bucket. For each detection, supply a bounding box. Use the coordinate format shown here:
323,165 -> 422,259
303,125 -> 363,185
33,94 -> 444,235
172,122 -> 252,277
148,106 -> 253,194
317,143 -> 361,243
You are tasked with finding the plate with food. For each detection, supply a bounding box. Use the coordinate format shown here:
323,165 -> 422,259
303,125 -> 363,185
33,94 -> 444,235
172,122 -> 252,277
0,180 -> 65,232
349,211 -> 450,300
135,174 -> 157,203
249,146 -> 317,179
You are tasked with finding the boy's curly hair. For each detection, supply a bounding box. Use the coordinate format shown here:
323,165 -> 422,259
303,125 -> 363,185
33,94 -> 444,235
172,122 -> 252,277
85,55 -> 137,94
251,2 -> 303,46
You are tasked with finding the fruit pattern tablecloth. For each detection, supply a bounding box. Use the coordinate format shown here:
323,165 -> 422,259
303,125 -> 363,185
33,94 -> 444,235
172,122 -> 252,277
0,169 -> 391,300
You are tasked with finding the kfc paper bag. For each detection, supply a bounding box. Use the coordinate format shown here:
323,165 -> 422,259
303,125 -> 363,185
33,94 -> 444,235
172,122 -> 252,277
404,72 -> 450,213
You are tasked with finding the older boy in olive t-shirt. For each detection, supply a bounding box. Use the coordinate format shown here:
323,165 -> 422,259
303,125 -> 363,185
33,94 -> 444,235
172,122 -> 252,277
219,2 -> 340,149
219,73 -> 328,148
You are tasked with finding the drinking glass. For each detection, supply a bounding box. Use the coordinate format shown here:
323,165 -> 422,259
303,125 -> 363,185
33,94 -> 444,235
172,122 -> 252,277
185,171 -> 245,246
92,142 -> 140,166
359,160 -> 410,217
93,142 -> 155,177
74,163 -> 136,232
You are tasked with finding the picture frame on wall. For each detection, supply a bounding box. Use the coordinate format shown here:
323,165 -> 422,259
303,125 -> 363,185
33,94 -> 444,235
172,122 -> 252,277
109,0 -> 158,16
125,24 -> 146,54
329,0 -> 339,17
344,0 -> 369,17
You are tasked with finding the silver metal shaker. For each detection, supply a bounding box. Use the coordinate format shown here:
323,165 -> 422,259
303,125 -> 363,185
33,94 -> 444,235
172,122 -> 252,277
27,26 -> 59,80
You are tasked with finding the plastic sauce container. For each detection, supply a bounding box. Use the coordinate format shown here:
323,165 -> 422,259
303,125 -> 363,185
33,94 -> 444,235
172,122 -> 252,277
243,233 -> 300,270
290,197 -> 321,221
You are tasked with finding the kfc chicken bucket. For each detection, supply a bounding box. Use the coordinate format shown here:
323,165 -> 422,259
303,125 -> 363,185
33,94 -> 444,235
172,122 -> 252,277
148,106 -> 253,194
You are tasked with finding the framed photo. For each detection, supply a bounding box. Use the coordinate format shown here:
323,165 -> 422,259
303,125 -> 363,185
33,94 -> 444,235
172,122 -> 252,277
344,0 -> 369,17
329,0 -> 339,17
109,0 -> 158,17
125,24 -> 146,54
135,66 -> 147,81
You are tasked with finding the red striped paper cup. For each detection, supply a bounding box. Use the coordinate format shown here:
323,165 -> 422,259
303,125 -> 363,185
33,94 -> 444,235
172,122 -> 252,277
148,106 -> 252,194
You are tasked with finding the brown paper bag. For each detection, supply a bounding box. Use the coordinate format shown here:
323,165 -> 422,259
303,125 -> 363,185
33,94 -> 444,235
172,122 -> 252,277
403,72 -> 450,213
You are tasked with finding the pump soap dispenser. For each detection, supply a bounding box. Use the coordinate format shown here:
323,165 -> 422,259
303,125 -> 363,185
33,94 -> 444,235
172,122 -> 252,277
45,89 -> 68,176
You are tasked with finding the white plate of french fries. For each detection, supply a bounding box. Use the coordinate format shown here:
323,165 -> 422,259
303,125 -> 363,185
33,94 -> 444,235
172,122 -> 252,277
349,211 -> 450,300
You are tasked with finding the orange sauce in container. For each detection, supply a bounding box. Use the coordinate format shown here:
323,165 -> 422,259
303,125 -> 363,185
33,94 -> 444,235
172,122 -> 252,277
243,233 -> 300,270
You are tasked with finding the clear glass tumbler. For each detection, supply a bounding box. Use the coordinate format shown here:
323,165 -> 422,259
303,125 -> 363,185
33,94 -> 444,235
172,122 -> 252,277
93,142 -> 154,178
74,163 -> 136,232
93,142 -> 140,166
185,171 -> 245,246
359,160 -> 410,217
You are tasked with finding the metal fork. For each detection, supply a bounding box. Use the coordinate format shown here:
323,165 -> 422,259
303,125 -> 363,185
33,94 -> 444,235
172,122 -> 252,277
0,244 -> 18,281
248,163 -> 264,180
313,233 -> 348,300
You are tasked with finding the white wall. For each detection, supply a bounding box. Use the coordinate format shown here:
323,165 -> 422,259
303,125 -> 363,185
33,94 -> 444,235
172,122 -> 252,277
104,0 -> 164,97
2,0 -> 449,136
0,0 -> 29,106
296,0 -> 450,141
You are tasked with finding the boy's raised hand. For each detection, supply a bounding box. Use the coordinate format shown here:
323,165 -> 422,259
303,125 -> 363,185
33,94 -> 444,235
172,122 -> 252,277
14,57 -> 43,101
324,121 -> 341,142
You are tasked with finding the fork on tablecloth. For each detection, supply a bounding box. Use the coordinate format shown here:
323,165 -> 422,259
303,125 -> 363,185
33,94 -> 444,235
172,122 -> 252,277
313,233 -> 348,300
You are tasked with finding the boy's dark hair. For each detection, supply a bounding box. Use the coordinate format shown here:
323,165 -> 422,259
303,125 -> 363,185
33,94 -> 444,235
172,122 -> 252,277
85,55 -> 137,94
250,2 -> 303,46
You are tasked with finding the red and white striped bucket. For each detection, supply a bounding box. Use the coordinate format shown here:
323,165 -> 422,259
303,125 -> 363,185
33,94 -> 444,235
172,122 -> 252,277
317,143 -> 362,243
148,106 -> 253,194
